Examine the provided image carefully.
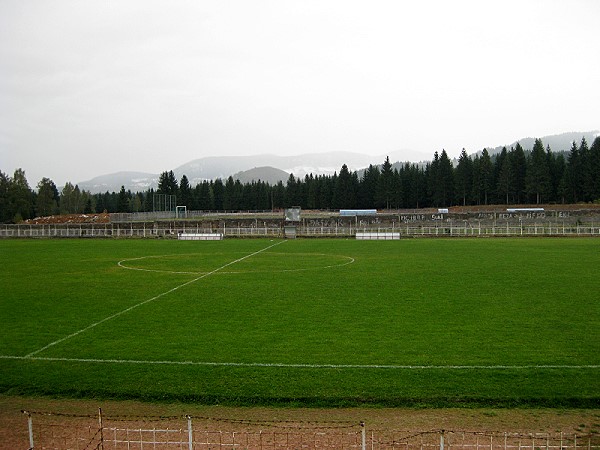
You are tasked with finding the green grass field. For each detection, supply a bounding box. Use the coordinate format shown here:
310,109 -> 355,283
0,237 -> 598,407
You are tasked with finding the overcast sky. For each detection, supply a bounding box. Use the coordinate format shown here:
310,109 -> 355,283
1,0 -> 599,187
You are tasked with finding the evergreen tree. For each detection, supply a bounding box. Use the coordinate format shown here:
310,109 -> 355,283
223,176 -> 236,210
436,150 -> 454,207
144,188 -> 155,212
306,174 -> 318,209
84,197 -> 94,214
510,143 -> 527,203
318,175 -> 333,209
426,152 -> 439,206
36,177 -> 59,216
590,137 -> 600,200
454,149 -> 473,206
196,181 -> 213,210
233,179 -> 244,210
212,179 -> 224,210
564,140 -> 581,203
496,148 -> 513,204
526,138 -> 551,204
404,163 -> 424,208
579,137 -> 595,202
376,156 -> 394,209
478,149 -> 493,205
253,181 -> 270,210
158,171 -> 178,196
359,164 -> 380,208
179,175 -> 192,208
97,191 -> 117,213
0,171 -> 9,222
546,146 -> 565,203
117,186 -> 130,212
333,164 -> 356,209
10,169 -> 34,221
130,192 -> 143,212
272,181 -> 285,209
284,174 -> 298,207
60,182 -> 76,214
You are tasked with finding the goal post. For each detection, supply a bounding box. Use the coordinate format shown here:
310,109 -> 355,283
176,206 -> 187,219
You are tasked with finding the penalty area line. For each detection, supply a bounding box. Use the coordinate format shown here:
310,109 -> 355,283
23,240 -> 286,359
1,355 -> 598,370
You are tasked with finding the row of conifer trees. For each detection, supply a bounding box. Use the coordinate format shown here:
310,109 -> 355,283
1,137 -> 599,223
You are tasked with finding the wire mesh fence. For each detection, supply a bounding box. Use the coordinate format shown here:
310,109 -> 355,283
22,411 -> 600,450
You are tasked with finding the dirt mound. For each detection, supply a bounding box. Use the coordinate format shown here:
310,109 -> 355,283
24,213 -> 111,224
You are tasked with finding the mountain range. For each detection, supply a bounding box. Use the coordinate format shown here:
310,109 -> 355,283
78,131 -> 598,194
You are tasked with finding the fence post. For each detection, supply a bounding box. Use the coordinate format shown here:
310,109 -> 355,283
23,410 -> 34,449
98,407 -> 104,450
187,415 -> 193,450
440,430 -> 445,450
361,421 -> 366,450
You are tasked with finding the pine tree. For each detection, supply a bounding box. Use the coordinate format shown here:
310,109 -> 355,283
359,164 -> 380,208
10,169 -> 34,221
333,164 -> 356,209
158,171 -> 178,196
454,149 -> 473,206
179,175 -> 192,208
437,150 -> 454,207
526,138 -> 551,204
546,146 -> 565,203
579,137 -> 595,202
223,176 -> 236,210
495,148 -> 513,204
376,157 -> 394,209
212,179 -> 224,210
590,137 -> 600,200
36,177 -> 59,216
306,174 -> 318,209
117,186 -> 130,212
510,143 -> 527,204
565,140 -> 581,202
0,171 -> 10,222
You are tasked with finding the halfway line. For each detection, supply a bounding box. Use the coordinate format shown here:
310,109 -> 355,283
2,355 -> 598,370
24,240 -> 286,358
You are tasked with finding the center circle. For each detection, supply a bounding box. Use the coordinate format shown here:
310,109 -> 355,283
118,252 -> 354,275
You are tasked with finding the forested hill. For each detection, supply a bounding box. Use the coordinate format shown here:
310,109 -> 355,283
1,135 -> 599,223
77,131 -> 599,194
479,131 -> 599,159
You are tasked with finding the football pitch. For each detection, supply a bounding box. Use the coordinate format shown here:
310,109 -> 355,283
0,237 -> 598,407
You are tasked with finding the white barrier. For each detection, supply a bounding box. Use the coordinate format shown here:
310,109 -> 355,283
178,233 -> 223,241
356,232 -> 400,240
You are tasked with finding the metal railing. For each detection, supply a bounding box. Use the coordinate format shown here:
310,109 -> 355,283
2,223 -> 600,239
21,411 -> 600,450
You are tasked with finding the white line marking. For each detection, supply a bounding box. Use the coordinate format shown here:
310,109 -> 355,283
117,252 -> 355,275
24,240 -> 286,358
1,355 -> 598,370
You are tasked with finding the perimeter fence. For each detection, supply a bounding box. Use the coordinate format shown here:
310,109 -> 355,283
2,222 -> 600,239
21,410 -> 600,450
